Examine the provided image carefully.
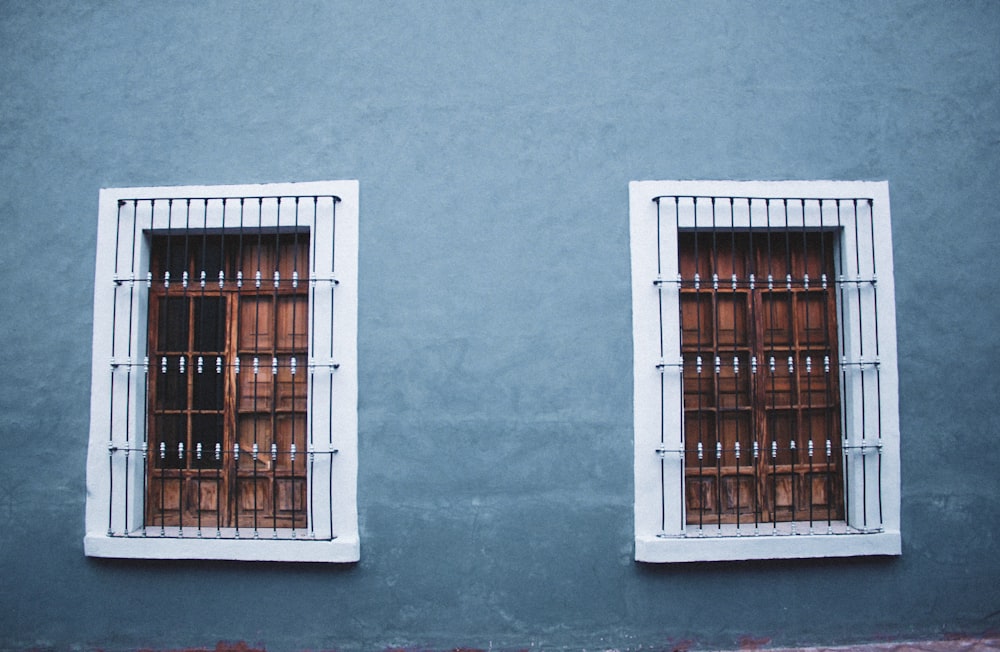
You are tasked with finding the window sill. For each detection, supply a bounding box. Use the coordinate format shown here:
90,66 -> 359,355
84,532 -> 360,563
635,527 -> 900,563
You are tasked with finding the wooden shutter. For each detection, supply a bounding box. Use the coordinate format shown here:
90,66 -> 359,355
679,231 -> 844,526
146,233 -> 309,530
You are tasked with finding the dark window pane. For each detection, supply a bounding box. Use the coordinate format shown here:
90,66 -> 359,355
191,235 -> 224,282
158,297 -> 189,352
156,363 -> 187,410
191,414 -> 224,470
193,297 -> 226,352
155,415 -> 186,469
192,357 -> 224,410
154,235 -> 189,282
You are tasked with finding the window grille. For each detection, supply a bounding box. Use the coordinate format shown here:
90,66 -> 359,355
630,180 -> 900,562
87,182 -> 359,561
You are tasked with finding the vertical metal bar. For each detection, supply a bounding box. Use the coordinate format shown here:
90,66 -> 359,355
108,198 -> 124,536
869,199 -> 884,527
160,198 -> 174,535
674,197 -> 684,533
730,198 -> 741,531
710,198 -> 722,529
122,199 -> 139,535
693,197 -> 704,534
141,199 -> 155,536
291,197 -> 300,536
218,198 -> 226,537
253,197 -> 263,538
309,197 -> 318,537
766,199 -> 777,531
819,200 -> 833,532
329,196 -> 338,541
748,199 -> 759,532
853,199 -> 868,529
272,200 -> 281,537
181,198 -> 192,533
234,198 -> 245,539
141,201 -> 153,536
783,199 -> 796,527
802,199 -> 813,531
655,197 -> 666,533
835,200 -> 850,528
196,199 -> 209,538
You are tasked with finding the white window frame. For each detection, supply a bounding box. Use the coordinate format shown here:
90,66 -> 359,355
84,180 -> 359,562
630,180 -> 901,562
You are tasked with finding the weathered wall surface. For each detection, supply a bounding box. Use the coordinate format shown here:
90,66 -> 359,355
1,1 -> 998,650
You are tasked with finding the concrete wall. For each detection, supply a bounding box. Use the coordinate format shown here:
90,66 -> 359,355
1,1 -> 998,649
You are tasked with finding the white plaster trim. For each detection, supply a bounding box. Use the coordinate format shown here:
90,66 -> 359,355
85,180 -> 360,562
630,180 -> 901,563
84,533 -> 360,563
636,530 -> 900,563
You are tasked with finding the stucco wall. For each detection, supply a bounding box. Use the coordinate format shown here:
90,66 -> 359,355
1,1 -> 998,650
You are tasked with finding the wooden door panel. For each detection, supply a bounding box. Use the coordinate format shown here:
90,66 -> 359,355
679,231 -> 843,525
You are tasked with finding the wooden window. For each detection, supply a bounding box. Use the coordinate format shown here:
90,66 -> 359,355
630,180 -> 901,562
146,233 -> 310,530
87,182 -> 359,562
679,231 -> 843,527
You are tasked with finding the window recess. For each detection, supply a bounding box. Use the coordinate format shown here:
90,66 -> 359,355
86,182 -> 359,562
630,181 -> 900,563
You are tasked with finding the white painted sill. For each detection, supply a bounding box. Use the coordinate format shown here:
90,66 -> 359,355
636,528 -> 900,563
84,532 -> 360,563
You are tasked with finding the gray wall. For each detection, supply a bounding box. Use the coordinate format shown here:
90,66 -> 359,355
2,1 -> 998,650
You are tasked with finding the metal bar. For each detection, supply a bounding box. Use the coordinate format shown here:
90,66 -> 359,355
673,197 -> 684,533
271,204 -> 281,537
694,198 -> 704,533
142,204 -> 152,535
309,197 -> 317,538
711,198 -> 722,530
766,199 -> 778,531
107,199 -> 126,535
652,194 -> 876,204
160,200 -> 175,534
291,198 -> 300,536
253,198 -> 263,537
870,199 -> 884,527
747,199 -> 760,532
329,197 -> 338,541
218,199 -> 227,535
655,197 -> 666,533
729,199 -> 741,531
181,199 -> 193,533
853,199 -> 868,529
835,200 -> 850,528
197,200 -> 211,537
234,199 -> 245,539
120,193 -> 343,203
783,200 -> 797,528
121,200 -> 140,534
818,202 -> 833,532
802,200 -> 814,531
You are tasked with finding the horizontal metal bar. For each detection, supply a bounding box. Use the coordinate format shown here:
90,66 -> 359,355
107,527 -> 337,541
107,443 -> 340,455
114,274 -> 338,286
652,195 -> 874,204
109,358 -> 340,371
654,275 -> 874,289
117,194 -> 342,204
656,439 -> 879,456
657,522 -> 882,538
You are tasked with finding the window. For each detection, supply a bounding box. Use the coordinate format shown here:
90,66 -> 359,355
629,180 -> 900,562
85,181 -> 359,562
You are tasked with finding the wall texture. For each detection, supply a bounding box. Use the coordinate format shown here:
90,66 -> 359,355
1,1 -> 998,650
